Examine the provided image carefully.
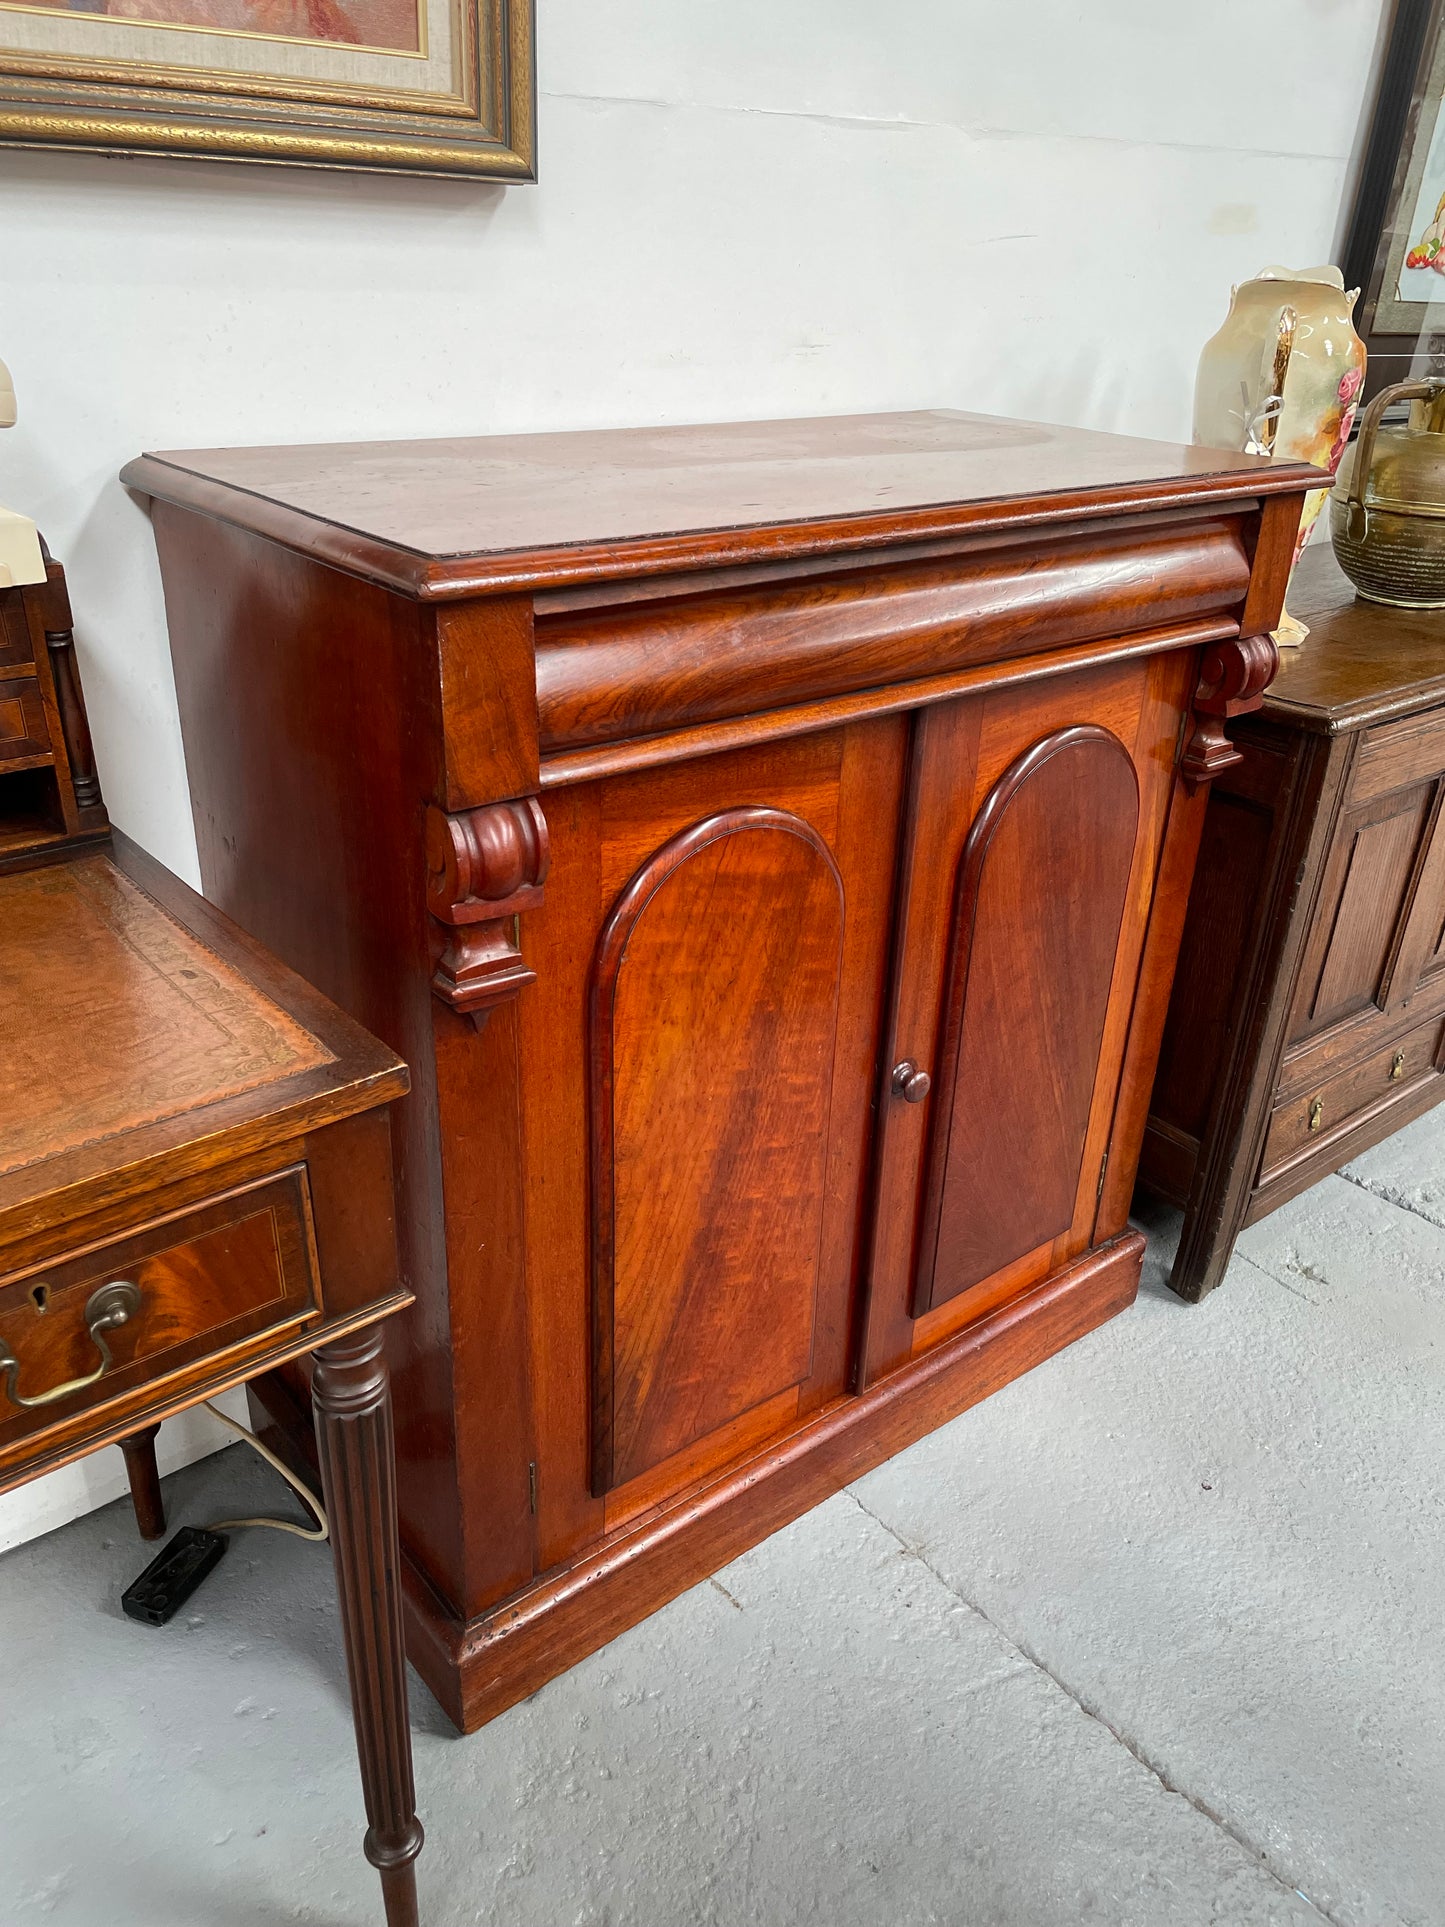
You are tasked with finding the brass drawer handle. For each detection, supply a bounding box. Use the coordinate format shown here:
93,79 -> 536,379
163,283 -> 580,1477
0,1280 -> 142,1410
891,1060 -> 932,1104
1390,1050 -> 1406,1082
1308,1097 -> 1324,1134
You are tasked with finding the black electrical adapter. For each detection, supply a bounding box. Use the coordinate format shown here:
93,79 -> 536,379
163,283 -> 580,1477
121,1526 -> 228,1626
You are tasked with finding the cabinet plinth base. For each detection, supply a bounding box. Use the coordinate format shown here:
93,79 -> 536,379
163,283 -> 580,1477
381,1232 -> 1141,1733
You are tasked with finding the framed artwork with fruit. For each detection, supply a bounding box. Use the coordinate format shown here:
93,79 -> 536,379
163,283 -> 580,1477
1343,0 -> 1445,399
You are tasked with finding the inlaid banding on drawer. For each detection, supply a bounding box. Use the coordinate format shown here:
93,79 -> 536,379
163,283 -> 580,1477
535,518 -> 1251,751
0,1169 -> 319,1446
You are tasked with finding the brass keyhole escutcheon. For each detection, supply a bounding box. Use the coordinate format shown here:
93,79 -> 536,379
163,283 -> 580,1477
0,1279 -> 142,1410
1390,1050 -> 1406,1082
1308,1096 -> 1324,1133
891,1060 -> 931,1104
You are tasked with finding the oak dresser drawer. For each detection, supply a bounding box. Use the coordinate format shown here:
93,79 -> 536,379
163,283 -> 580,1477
1260,1016 -> 1445,1181
1348,703 -> 1445,806
0,676 -> 49,767
0,1169 -> 320,1445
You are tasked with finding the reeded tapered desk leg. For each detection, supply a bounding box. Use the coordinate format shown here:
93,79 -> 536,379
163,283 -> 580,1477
119,1425 -> 165,1540
312,1327 -> 424,1927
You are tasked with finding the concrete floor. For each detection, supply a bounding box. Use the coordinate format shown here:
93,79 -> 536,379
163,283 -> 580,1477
5,1105 -> 1445,1927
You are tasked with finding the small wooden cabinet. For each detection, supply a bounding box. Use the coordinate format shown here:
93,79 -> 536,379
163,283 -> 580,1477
124,411 -> 1316,1729
1142,544 -> 1445,1300
0,551 -> 107,871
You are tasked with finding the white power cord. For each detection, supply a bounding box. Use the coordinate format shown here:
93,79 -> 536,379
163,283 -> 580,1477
200,1399 -> 329,1543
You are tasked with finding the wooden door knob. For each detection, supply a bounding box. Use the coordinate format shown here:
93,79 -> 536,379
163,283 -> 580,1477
891,1061 -> 931,1103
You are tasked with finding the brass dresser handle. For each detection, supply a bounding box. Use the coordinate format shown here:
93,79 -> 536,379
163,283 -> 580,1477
0,1279 -> 142,1410
891,1060 -> 932,1104
1308,1097 -> 1324,1134
1390,1051 -> 1406,1082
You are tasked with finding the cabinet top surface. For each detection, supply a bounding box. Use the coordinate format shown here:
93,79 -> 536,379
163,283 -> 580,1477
0,836 -> 407,1220
1263,544 -> 1445,732
123,408 -> 1320,599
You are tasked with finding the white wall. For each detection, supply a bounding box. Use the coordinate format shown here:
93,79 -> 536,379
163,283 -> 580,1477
0,0 -> 1391,1547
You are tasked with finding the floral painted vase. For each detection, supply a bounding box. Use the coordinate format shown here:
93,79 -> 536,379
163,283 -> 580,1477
1406,193 -> 1445,276
1194,266 -> 1367,642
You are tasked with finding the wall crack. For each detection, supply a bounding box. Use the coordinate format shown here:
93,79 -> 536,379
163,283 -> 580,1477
543,89 -> 1341,164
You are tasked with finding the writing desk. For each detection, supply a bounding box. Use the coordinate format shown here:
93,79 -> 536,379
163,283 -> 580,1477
0,829 -> 423,1926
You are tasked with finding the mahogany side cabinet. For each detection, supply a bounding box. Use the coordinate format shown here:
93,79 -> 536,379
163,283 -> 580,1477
1140,542 -> 1445,1301
124,411 -> 1319,1731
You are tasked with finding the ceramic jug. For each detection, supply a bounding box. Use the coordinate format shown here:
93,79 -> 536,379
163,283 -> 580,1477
1194,266 -> 1366,642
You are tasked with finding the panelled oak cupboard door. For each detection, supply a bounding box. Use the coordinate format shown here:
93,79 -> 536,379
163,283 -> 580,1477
861,651 -> 1196,1383
1285,709 -> 1445,1048
518,718 -> 907,1566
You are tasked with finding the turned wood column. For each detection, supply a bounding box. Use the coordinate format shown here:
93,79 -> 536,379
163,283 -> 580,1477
36,553 -> 102,811
118,1425 -> 165,1540
312,1328 -> 424,1927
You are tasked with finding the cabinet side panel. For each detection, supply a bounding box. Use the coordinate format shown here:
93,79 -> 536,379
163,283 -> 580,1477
149,505 -> 467,1608
1142,762 -> 1282,1198
433,997 -> 538,1608
592,813 -> 844,1491
915,728 -> 1140,1314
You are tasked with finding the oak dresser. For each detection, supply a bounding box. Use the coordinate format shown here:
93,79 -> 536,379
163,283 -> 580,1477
123,410 -> 1319,1730
1142,541 -> 1445,1300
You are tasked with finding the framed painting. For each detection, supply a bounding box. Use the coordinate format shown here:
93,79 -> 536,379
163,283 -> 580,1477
0,0 -> 532,175
1343,0 -> 1445,397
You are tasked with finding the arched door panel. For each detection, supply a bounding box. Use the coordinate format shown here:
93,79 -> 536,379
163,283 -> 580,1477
590,808 -> 845,1493
913,726 -> 1140,1313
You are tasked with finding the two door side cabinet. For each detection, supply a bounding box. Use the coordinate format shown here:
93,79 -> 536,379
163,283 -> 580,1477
124,410 -> 1317,1729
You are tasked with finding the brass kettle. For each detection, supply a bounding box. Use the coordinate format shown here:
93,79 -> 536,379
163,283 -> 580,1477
1331,377 -> 1445,607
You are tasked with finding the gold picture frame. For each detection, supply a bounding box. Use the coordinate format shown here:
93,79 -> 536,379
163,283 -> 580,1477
0,0 -> 533,177
1342,0 -> 1444,398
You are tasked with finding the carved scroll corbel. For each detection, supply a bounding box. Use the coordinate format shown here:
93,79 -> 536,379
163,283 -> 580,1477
425,798 -> 549,1027
1180,632 -> 1279,787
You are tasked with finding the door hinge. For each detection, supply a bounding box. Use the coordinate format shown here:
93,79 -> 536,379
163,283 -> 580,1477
528,1461 -> 538,1515
1096,1150 -> 1110,1204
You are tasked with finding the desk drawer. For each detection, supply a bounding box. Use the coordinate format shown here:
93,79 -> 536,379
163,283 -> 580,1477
1260,1016 -> 1445,1182
0,677 -> 49,767
0,1170 -> 319,1440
